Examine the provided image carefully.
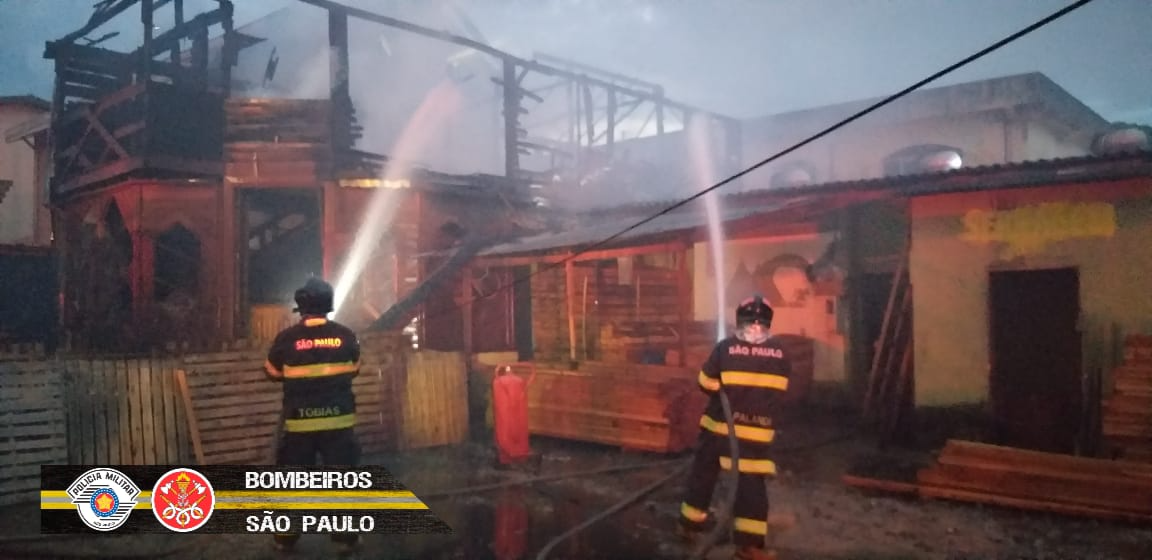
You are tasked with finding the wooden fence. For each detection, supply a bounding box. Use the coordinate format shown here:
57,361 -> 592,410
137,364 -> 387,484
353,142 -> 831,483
399,351 -> 469,449
0,359 -> 67,505
0,332 -> 464,505
65,358 -> 189,466
176,339 -> 403,465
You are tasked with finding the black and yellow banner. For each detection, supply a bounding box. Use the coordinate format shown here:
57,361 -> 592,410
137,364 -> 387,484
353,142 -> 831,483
40,466 -> 453,535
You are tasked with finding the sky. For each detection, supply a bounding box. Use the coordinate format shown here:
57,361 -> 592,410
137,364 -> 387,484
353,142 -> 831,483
0,0 -> 1148,126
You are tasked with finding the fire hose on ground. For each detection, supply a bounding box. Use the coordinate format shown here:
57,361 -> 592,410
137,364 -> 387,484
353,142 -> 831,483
531,391 -> 856,560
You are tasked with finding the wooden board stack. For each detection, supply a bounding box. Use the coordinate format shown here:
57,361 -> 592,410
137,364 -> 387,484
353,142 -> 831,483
1102,334 -> 1152,462
916,440 -> 1152,523
523,361 -> 706,454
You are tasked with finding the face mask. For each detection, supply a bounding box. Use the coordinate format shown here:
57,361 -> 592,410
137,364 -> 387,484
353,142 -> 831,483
738,324 -> 769,344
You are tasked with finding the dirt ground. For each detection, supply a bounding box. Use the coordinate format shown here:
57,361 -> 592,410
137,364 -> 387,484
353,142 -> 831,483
2,409 -> 1150,560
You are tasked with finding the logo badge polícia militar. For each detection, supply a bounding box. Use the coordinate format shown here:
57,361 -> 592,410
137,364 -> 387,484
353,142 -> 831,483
151,468 -> 215,532
66,468 -> 141,531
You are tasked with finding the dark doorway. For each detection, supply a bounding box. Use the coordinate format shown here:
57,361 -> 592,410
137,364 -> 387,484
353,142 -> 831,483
512,265 -> 534,360
858,272 -> 895,384
471,268 -> 516,353
988,268 -> 1081,454
240,189 -> 323,306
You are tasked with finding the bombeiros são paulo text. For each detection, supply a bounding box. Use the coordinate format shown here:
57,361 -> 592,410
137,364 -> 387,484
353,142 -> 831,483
245,471 -> 373,489
248,512 -> 376,533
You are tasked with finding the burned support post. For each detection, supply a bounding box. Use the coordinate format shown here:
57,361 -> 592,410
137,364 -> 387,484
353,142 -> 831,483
502,59 -> 521,180
581,84 -> 595,150
565,258 -> 577,363
219,0 -> 235,96
605,90 -> 616,156
140,0 -> 154,80
328,9 -> 352,152
191,25 -> 209,87
170,0 -> 184,64
322,181 -> 339,279
655,86 -> 666,136
677,242 -> 690,367
459,264 -> 473,357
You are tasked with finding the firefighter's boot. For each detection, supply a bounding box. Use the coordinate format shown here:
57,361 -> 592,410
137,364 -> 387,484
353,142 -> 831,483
734,545 -> 778,560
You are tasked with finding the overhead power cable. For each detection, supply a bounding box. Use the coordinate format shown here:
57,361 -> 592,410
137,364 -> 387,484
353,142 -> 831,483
369,0 -> 1097,334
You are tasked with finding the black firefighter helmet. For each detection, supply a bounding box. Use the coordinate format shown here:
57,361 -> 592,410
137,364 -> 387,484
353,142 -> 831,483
294,277 -> 334,315
735,294 -> 774,329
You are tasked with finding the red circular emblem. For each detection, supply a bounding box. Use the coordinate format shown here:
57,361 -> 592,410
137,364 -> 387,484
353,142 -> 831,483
151,468 -> 215,532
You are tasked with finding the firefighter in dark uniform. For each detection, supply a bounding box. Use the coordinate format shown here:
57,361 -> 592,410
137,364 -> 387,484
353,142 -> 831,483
264,277 -> 362,555
678,295 -> 791,560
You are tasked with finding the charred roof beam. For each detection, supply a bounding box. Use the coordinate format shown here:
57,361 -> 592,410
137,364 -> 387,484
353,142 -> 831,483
294,0 -> 724,119
136,7 -> 229,58
59,0 -> 140,44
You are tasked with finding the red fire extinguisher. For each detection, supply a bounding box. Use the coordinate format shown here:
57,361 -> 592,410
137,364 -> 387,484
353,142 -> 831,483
492,363 -> 535,466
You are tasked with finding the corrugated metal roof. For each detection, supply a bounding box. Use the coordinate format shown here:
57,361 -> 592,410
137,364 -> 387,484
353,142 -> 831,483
476,150 -> 1151,258
727,149 -> 1152,202
0,95 -> 50,111
576,150 -> 1152,216
477,197 -> 814,257
3,112 -> 51,144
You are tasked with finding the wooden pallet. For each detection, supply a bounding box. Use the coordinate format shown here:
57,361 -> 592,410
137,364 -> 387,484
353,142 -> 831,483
0,360 -> 67,505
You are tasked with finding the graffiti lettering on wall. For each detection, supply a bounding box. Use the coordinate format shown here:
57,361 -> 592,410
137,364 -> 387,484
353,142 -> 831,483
726,254 -> 813,311
960,201 -> 1116,257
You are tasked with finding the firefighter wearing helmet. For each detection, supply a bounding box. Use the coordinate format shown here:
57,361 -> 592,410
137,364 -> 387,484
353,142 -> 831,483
264,277 -> 362,556
678,295 -> 791,560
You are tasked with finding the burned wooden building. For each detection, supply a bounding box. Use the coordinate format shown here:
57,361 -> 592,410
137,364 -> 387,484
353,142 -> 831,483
43,0 -> 741,354
45,1 -> 541,352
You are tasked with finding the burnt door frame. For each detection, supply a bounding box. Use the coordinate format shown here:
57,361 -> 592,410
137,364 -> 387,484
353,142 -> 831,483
986,266 -> 1082,454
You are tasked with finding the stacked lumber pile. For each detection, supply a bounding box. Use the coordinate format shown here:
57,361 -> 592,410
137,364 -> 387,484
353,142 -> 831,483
224,99 -> 333,185
915,440 -> 1152,522
523,361 -> 707,453
225,98 -> 332,144
1102,335 -> 1152,461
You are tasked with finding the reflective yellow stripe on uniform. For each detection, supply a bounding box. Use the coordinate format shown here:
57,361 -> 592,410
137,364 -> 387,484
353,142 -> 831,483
698,371 -> 721,392
264,360 -> 283,378
284,414 -> 357,432
718,456 -> 777,475
680,502 -> 708,523
282,361 -> 359,379
699,415 -> 775,443
719,370 -> 788,390
733,516 -> 768,536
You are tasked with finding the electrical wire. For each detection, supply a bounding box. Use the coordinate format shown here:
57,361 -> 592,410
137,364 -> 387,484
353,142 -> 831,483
373,0 -> 1098,333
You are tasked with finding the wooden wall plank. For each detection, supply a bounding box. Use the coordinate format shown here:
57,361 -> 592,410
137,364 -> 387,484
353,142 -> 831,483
139,359 -> 157,464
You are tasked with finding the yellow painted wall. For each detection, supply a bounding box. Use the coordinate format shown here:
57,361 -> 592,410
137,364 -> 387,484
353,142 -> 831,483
692,232 -> 847,382
909,183 -> 1152,407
